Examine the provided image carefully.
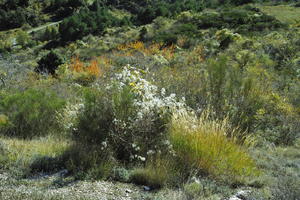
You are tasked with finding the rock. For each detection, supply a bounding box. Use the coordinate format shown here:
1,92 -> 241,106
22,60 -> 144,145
190,176 -> 201,184
125,189 -> 132,193
236,190 -> 251,199
229,197 -> 241,200
59,169 -> 69,177
228,190 -> 251,200
52,169 -> 68,178
143,186 -> 151,191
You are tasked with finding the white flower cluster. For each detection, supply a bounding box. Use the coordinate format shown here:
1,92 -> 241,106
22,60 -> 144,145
113,65 -> 188,161
56,102 -> 84,130
115,65 -> 187,120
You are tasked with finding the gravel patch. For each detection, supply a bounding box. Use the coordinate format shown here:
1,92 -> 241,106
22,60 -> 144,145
0,171 -> 146,200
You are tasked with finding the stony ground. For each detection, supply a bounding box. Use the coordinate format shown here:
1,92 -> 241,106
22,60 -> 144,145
0,170 -> 258,200
0,171 -> 155,200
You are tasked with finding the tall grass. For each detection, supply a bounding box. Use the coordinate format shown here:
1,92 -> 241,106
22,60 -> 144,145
169,110 -> 259,184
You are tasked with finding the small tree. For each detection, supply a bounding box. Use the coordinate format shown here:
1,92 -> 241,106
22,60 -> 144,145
16,30 -> 30,48
35,51 -> 65,75
43,26 -> 59,41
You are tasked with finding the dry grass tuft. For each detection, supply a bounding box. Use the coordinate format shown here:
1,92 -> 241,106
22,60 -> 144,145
169,110 -> 259,183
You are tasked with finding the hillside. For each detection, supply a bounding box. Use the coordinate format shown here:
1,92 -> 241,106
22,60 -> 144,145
0,0 -> 300,199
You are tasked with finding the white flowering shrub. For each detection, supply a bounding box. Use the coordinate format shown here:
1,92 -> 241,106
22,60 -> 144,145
56,101 -> 84,134
114,65 -> 186,118
74,64 -> 187,163
112,65 -> 186,161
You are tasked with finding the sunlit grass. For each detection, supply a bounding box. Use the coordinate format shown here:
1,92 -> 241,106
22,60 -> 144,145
258,5 -> 300,25
0,136 -> 71,168
130,156 -> 179,188
169,111 -> 259,184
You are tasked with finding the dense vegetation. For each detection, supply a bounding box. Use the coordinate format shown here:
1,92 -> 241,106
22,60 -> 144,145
0,0 -> 300,199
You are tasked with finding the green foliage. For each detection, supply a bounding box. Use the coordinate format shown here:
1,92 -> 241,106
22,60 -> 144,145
35,50 -> 65,75
179,7 -> 285,33
155,42 -> 299,145
111,167 -> 130,182
16,30 -> 30,48
183,182 -> 203,199
146,17 -> 201,44
0,38 -> 12,53
74,88 -> 114,145
0,3 -> 41,31
74,80 -> 171,163
45,0 -> 85,19
174,23 -> 200,38
0,8 -> 28,30
0,89 -> 65,138
42,26 -> 59,41
0,0 -> 29,10
0,114 -> 9,128
295,2 -> 300,7
0,0 -> 299,196
29,155 -> 65,174
153,32 -> 178,46
64,144 -> 115,180
59,7 -> 122,42
101,0 -> 203,25
130,156 -> 178,188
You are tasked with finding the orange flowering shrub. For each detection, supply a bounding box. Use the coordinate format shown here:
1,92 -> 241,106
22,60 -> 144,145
117,41 -> 145,51
70,56 -> 102,80
70,56 -> 84,73
161,44 -> 175,60
186,45 -> 205,65
116,41 -> 176,60
86,60 -> 101,77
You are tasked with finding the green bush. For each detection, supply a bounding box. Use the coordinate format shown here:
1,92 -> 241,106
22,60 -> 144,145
45,0 -> 85,19
0,4 -> 41,31
35,50 -> 65,75
0,41 -> 11,53
29,155 -> 65,174
74,85 -> 148,161
73,88 -> 114,145
74,77 -> 172,162
68,87 -> 128,179
16,30 -> 31,48
41,26 -> 59,41
0,0 -> 29,10
153,32 -> 178,46
111,167 -> 130,182
130,156 -> 178,188
183,8 -> 285,33
0,89 -> 65,138
174,23 -> 200,38
63,144 -> 115,180
59,6 -> 121,42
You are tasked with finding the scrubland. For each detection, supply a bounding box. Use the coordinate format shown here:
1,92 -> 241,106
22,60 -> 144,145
0,0 -> 300,199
